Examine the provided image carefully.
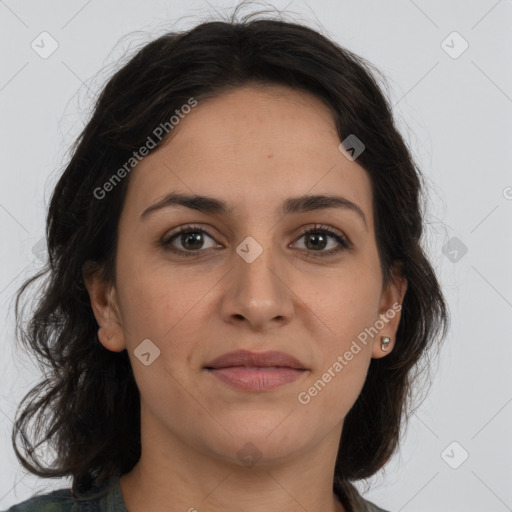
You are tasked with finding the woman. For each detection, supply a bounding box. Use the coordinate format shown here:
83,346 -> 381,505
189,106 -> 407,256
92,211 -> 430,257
5,6 -> 448,512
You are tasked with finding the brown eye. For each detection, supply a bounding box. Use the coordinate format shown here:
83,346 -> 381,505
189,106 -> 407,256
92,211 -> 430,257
162,226 -> 220,256
292,224 -> 351,256
177,231 -> 205,250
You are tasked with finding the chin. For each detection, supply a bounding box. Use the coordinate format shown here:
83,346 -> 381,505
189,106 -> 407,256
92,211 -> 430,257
212,438 -> 305,469
203,419 -> 310,467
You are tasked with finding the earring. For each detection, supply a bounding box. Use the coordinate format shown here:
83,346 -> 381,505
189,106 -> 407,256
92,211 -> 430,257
380,336 -> 391,351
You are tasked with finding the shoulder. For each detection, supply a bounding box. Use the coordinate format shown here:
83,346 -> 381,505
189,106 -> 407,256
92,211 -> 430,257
361,497 -> 391,512
2,472 -> 126,512
3,488 -> 75,512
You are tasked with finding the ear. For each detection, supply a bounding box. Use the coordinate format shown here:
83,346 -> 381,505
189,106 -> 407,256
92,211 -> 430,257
82,260 -> 126,352
371,262 -> 408,359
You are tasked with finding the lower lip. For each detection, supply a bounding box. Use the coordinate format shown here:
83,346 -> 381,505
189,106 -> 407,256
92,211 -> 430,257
206,367 -> 306,392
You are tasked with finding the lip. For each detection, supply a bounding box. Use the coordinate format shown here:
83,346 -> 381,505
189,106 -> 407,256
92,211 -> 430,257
205,350 -> 307,370
204,350 -> 308,392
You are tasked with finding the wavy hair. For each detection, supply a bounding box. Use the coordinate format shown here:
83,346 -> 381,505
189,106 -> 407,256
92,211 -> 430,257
11,6 -> 449,511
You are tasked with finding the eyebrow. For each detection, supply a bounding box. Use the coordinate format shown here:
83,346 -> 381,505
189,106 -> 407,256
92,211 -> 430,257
140,192 -> 367,229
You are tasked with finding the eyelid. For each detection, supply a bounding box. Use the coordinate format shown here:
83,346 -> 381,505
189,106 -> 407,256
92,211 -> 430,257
161,223 -> 351,256
295,223 -> 349,242
292,223 -> 352,252
162,224 -> 220,246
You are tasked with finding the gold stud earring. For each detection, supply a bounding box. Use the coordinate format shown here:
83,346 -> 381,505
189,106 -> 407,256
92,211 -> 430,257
380,336 -> 391,351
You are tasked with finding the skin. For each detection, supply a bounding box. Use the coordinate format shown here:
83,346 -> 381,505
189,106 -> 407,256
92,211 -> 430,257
84,84 -> 407,512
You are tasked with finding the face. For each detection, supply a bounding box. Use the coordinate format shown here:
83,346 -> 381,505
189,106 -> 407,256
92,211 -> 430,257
85,84 -> 406,468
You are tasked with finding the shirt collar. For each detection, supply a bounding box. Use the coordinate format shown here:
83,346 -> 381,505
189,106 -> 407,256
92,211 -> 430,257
72,470 -> 129,511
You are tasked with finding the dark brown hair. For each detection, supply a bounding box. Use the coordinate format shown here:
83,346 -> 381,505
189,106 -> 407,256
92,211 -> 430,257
11,6 -> 448,511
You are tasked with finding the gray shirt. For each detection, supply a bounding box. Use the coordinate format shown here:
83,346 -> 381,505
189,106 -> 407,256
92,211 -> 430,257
3,472 -> 390,512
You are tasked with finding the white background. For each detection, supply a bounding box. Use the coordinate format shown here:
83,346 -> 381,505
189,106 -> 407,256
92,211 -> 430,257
1,1 -> 511,511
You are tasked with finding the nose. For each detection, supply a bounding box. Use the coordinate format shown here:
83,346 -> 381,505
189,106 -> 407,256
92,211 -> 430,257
219,239 -> 295,332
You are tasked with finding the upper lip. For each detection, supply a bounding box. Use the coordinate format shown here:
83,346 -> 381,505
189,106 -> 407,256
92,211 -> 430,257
205,350 -> 307,370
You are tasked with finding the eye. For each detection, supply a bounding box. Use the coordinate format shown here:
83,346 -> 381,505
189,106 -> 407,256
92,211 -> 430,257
161,225 -> 220,256
292,224 -> 351,256
161,223 -> 351,258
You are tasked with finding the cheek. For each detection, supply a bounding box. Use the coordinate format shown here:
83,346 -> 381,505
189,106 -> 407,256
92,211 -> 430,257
308,269 -> 382,340
297,307 -> 373,423
302,268 -> 380,412
117,271 -> 203,408
116,253 -> 192,331
117,264 -> 215,370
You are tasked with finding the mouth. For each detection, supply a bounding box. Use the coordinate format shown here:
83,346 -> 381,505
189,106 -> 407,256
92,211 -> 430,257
204,349 -> 307,370
204,350 -> 308,392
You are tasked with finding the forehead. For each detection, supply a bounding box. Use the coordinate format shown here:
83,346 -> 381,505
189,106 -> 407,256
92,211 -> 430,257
122,84 -> 373,226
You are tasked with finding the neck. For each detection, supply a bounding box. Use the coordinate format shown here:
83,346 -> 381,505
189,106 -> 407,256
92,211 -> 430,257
119,412 -> 346,512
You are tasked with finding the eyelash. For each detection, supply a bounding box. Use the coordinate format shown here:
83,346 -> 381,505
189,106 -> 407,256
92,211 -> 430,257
161,223 -> 351,258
